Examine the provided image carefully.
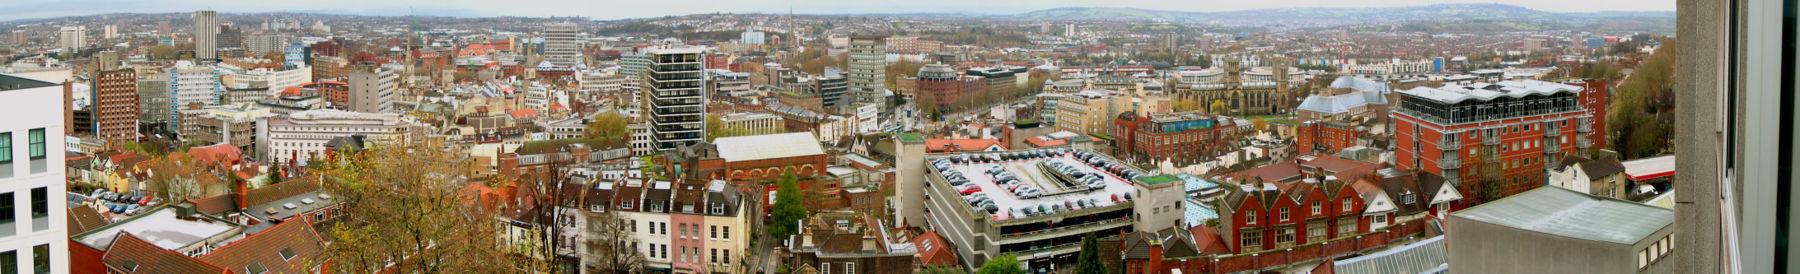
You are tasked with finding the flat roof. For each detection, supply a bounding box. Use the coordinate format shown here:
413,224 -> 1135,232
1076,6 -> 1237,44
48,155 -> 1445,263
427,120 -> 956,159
713,132 -> 825,163
1396,80 -> 1582,104
75,207 -> 243,251
1451,187 -> 1672,244
929,149 -> 1145,221
0,74 -> 58,91
1621,155 -> 1675,181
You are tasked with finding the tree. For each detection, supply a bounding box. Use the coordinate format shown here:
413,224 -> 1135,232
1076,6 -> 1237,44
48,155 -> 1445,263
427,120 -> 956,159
265,157 -> 284,187
518,146 -> 584,273
1075,233 -> 1107,274
918,266 -> 965,274
1252,118 -> 1269,132
1210,100 -> 1229,115
886,59 -> 926,88
1173,99 -> 1203,112
769,169 -> 808,240
915,90 -> 940,120
142,153 -> 209,202
706,113 -> 725,142
583,111 -> 630,147
978,253 -> 1026,274
318,144 -> 516,273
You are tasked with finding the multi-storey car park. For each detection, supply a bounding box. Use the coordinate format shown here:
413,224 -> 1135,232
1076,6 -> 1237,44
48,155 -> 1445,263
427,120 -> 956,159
919,148 -> 1184,272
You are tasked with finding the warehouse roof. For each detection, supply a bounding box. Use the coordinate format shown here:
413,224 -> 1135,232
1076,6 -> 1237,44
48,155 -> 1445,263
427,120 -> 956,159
1451,187 -> 1672,244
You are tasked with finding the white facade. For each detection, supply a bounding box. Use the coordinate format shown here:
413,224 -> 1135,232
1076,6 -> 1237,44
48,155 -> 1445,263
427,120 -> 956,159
260,109 -> 409,164
628,123 -> 654,156
0,74 -> 69,274
855,103 -> 878,133
543,23 -> 582,68
225,65 -> 311,93
169,62 -> 224,126
348,69 -> 396,113
58,26 -> 85,52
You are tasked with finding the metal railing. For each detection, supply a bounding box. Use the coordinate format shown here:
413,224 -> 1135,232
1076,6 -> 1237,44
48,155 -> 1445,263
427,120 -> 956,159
1440,156 -> 1462,169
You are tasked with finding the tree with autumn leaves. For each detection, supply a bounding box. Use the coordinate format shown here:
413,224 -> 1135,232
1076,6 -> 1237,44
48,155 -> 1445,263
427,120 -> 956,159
314,143 -> 518,273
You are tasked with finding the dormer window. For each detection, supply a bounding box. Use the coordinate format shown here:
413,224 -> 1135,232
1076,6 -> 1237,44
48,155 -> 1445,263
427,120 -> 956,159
279,248 -> 297,261
710,203 -> 725,215
621,200 -> 634,209
1402,192 -> 1417,205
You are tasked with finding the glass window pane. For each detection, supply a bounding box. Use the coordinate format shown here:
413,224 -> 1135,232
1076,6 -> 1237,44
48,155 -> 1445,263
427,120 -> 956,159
29,244 -> 44,274
0,133 -> 10,162
28,188 -> 44,232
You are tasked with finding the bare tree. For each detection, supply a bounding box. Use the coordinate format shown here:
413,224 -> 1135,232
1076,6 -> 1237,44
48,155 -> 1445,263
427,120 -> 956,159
583,208 -> 647,273
518,145 -> 585,273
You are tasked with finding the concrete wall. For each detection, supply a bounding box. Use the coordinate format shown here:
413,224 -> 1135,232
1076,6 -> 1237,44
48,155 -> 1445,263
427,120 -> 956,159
1448,214 -> 1676,273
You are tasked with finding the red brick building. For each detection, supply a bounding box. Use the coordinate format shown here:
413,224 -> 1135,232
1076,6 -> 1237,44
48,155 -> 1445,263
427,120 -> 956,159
897,64 -> 983,110
1215,179 -> 1369,253
91,69 -> 139,141
1392,80 -> 1605,208
1113,111 -> 1240,162
1296,120 -> 1364,155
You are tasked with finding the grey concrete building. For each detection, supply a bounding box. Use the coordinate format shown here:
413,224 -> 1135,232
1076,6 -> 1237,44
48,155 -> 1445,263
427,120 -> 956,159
847,35 -> 886,110
1448,187 -> 1676,273
347,68 -> 395,113
193,10 -> 217,60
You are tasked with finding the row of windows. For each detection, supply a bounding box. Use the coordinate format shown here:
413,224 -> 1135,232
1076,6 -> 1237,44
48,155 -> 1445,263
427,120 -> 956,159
819,262 -> 855,274
1639,234 -> 1674,269
1244,199 -> 1356,225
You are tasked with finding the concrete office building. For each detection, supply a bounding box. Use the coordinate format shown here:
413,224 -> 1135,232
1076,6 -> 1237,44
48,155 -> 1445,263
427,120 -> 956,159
0,73 -> 71,274
543,23 -> 581,68
641,46 -> 707,151
90,69 -> 138,141
168,61 -> 223,127
58,26 -> 84,52
847,35 -> 886,109
347,68 -> 396,113
193,10 -> 217,60
908,146 -> 1177,271
260,109 -> 410,164
1449,187 -> 1675,273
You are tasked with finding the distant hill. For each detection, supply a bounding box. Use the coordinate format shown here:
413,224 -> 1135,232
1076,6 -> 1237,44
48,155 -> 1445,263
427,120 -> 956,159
1010,4 -> 1673,32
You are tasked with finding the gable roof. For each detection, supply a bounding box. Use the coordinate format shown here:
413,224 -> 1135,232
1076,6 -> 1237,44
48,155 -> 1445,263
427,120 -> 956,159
198,217 -> 327,274
68,206 -> 111,235
101,232 -> 227,274
912,230 -> 958,267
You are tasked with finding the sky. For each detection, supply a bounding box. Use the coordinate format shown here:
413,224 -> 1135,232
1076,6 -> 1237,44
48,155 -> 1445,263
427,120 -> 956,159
1,0 -> 1676,22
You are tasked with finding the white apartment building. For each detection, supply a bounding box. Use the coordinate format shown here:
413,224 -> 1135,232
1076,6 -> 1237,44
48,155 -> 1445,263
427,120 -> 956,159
168,61 -> 224,126
854,103 -> 879,133
59,26 -> 85,52
259,109 -> 410,164
628,123 -> 653,156
0,74 -> 69,273
223,64 -> 311,93
348,69 -> 396,113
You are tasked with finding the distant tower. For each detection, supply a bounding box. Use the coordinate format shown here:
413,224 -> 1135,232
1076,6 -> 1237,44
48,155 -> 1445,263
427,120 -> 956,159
193,10 -> 218,61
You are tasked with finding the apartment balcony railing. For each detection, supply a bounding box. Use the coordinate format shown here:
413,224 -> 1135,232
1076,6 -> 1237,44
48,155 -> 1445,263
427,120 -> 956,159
1481,135 -> 1501,146
1438,139 -> 1461,150
1577,138 -> 1592,149
1440,156 -> 1462,169
1543,142 -> 1560,154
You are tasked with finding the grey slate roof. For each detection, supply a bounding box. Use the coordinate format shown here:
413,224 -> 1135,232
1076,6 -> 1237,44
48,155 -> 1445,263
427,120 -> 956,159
1333,235 -> 1448,274
1451,187 -> 1674,244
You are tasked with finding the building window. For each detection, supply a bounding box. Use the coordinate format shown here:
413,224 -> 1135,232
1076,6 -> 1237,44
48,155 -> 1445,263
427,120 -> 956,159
0,250 -> 14,274
1337,217 -> 1357,235
1307,221 -> 1327,243
1311,201 -> 1321,215
1639,250 -> 1648,269
723,249 -> 730,264
31,244 -> 46,274
0,132 -> 11,164
25,129 -> 41,160
660,222 -> 667,235
1279,207 -> 1290,222
724,226 -> 730,240
28,188 -> 44,232
1240,231 -> 1262,252
847,262 -> 856,274
1341,200 -> 1352,212
710,225 -> 717,240
1275,228 -> 1296,248
679,224 -> 687,238
822,263 -> 831,274
1245,210 -> 1256,225
0,192 -> 14,238
631,220 -> 637,232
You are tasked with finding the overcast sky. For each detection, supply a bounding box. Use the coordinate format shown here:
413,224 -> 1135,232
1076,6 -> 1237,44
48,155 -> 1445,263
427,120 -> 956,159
2,0 -> 1676,22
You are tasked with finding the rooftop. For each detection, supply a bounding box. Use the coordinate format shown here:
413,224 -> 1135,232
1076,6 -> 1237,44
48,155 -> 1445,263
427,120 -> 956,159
75,206 -> 244,251
1621,155 -> 1675,181
1451,187 -> 1673,245
928,149 -> 1148,221
1396,80 -> 1583,104
0,73 -> 58,91
713,132 -> 825,163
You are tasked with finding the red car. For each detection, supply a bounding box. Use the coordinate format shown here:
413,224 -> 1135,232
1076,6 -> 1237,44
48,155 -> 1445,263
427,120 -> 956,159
959,185 -> 982,195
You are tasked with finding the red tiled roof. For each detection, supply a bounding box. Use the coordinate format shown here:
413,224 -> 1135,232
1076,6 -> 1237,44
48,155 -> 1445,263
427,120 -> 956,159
190,194 -> 239,215
1187,225 -> 1233,255
912,230 -> 958,268
198,217 -> 327,274
246,178 -> 321,208
102,232 -> 227,274
68,206 -> 110,235
186,144 -> 243,166
510,109 -> 539,120
1025,137 -> 1067,147
280,87 -> 302,96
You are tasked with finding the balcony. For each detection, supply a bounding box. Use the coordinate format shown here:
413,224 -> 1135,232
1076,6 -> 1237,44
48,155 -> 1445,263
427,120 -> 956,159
1577,138 -> 1592,149
1543,141 -> 1561,154
1437,139 -> 1460,150
1577,124 -> 1594,133
1544,128 -> 1561,137
1440,156 -> 1462,169
1482,150 -> 1501,163
1481,135 -> 1501,146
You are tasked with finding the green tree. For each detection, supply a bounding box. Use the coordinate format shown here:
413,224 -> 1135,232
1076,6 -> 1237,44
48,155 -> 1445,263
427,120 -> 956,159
978,253 -> 1026,274
1210,100 -> 1229,115
918,266 -> 965,274
769,170 -> 808,240
1075,233 -> 1107,274
265,157 -> 284,187
582,111 -> 629,148
705,113 -> 725,142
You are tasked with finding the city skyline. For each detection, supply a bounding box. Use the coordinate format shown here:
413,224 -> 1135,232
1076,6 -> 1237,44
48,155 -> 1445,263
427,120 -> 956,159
2,0 -> 1675,22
